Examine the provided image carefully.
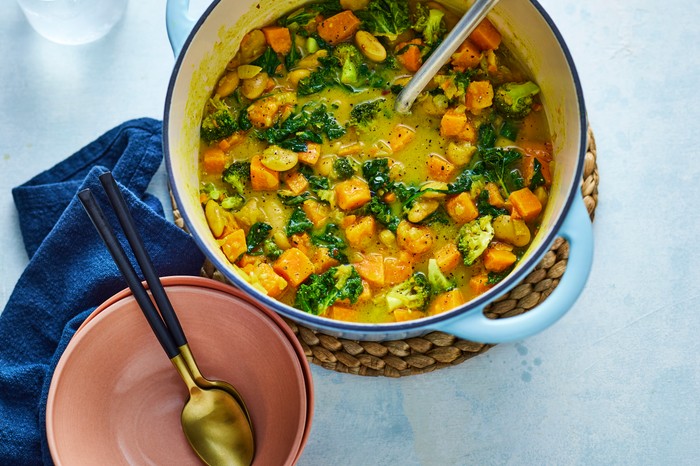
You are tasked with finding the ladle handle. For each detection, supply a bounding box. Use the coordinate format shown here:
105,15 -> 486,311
395,0 -> 500,113
98,173 -> 189,348
78,189 -> 180,359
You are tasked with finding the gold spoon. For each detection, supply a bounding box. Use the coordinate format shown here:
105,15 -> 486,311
172,354 -> 254,465
98,172 -> 253,429
78,174 -> 254,465
179,344 -> 253,427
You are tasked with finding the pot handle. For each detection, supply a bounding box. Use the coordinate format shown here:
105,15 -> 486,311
166,0 -> 195,58
433,192 -> 594,343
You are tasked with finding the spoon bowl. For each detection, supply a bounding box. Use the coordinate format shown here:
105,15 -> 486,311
173,355 -> 254,466
180,344 -> 253,429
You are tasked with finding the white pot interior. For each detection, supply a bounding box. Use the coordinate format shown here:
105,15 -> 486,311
165,0 -> 585,330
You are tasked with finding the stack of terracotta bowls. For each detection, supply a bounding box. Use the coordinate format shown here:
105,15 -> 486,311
46,276 -> 313,465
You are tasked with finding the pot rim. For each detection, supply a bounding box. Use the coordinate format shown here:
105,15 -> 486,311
164,0 -> 587,333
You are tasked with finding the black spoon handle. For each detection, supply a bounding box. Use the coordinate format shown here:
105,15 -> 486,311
98,172 -> 188,348
78,188 -> 179,359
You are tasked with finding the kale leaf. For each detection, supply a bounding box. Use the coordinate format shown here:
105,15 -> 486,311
246,222 -> 273,255
295,265 -> 363,315
286,207 -> 314,236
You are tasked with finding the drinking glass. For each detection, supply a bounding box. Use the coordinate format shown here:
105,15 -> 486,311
17,0 -> 129,45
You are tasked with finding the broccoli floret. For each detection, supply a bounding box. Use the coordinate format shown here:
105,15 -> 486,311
295,265 -> 364,315
457,215 -> 495,265
427,258 -> 455,295
364,196 -> 400,232
316,188 -> 337,208
349,99 -> 386,127
220,194 -> 245,211
386,272 -> 431,312
200,182 -> 223,202
356,0 -> 411,41
493,81 -> 541,119
221,161 -> 251,195
262,238 -> 284,260
412,3 -> 446,46
333,43 -> 362,84
332,157 -> 356,180
201,99 -> 238,143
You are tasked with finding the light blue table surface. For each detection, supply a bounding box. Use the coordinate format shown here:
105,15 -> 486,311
2,1 -> 699,465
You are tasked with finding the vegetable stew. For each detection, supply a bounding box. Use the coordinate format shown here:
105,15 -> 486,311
197,0 -> 553,323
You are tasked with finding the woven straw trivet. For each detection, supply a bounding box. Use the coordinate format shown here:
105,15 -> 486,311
173,127 -> 598,377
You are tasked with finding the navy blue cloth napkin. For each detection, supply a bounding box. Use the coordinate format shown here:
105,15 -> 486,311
0,118 -> 205,465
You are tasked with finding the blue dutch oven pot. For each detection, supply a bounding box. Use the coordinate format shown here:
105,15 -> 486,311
164,0 -> 593,343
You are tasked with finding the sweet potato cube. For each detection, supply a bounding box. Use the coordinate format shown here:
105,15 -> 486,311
302,199 -> 330,228
353,253 -> 385,287
469,273 -> 492,294
468,18 -> 502,51
383,254 -> 414,286
245,262 -> 288,298
427,154 -> 457,182
285,171 -> 309,195
273,247 -> 315,287
434,242 -> 462,273
458,119 -> 477,142
345,216 -> 375,250
388,124 -> 416,153
509,188 -> 543,222
395,39 -> 423,72
202,147 -> 226,174
428,289 -> 466,316
250,154 -> 279,191
335,178 -> 371,211
317,10 -> 361,45
445,192 -> 479,224
261,26 -> 292,54
483,248 -> 517,273
485,182 -> 505,208
247,96 -> 281,129
289,232 -> 312,257
312,247 -> 340,274
440,109 -> 468,137
219,229 -> 247,263
466,81 -> 494,112
451,39 -> 482,71
396,220 -> 434,255
297,142 -> 321,165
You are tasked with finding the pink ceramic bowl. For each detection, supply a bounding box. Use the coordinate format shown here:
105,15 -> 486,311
46,276 -> 313,466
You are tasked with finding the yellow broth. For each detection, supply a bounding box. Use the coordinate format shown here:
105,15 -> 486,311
197,0 -> 553,324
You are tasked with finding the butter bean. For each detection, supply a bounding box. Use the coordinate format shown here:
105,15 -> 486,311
355,30 -> 387,62
261,145 -> 299,171
239,30 -> 267,64
215,71 -> 239,98
407,199 -> 440,223
240,72 -> 268,99
205,200 -> 227,238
